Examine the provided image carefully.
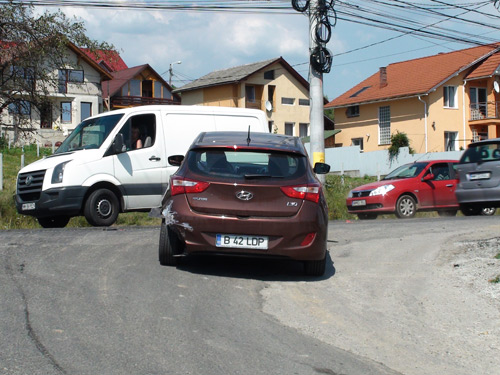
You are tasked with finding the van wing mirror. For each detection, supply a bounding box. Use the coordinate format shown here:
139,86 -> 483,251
313,162 -> 330,174
168,155 -> 184,166
113,133 -> 126,154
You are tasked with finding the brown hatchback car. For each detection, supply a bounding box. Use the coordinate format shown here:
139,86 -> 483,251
155,131 -> 331,276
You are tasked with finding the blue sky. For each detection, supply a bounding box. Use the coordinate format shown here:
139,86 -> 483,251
38,1 -> 500,101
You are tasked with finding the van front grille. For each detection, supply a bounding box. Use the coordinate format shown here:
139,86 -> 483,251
17,170 -> 46,201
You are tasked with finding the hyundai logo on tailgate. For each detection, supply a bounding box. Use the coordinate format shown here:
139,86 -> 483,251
236,190 -> 253,201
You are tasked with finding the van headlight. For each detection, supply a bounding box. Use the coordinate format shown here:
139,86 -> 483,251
51,161 -> 70,183
369,184 -> 395,196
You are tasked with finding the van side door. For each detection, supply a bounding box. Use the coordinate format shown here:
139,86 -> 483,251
113,111 -> 166,209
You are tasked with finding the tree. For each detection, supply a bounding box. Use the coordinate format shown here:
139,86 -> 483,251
0,0 -> 114,142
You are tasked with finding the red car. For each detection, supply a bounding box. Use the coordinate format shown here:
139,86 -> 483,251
346,160 -> 460,219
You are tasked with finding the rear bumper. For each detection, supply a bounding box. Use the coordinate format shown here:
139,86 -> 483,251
164,198 -> 328,261
15,186 -> 87,218
455,186 -> 500,206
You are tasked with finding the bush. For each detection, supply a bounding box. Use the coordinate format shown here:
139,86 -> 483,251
388,131 -> 414,162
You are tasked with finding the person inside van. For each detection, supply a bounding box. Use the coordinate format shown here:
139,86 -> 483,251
132,125 -> 143,149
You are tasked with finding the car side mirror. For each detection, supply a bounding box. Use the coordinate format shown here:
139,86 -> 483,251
113,133 -> 126,154
168,155 -> 184,166
422,173 -> 434,181
313,162 -> 330,174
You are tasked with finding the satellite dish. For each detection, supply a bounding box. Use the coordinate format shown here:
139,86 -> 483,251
494,81 -> 500,93
265,101 -> 273,112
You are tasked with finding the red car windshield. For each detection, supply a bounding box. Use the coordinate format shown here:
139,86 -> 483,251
383,162 -> 428,180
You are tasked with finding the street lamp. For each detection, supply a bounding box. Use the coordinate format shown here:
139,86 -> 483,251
169,60 -> 182,86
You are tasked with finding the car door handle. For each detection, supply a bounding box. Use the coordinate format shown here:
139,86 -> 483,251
149,156 -> 161,161
446,184 -> 454,187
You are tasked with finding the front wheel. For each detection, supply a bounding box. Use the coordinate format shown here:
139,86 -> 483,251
37,216 -> 70,228
395,195 -> 416,219
84,188 -> 119,227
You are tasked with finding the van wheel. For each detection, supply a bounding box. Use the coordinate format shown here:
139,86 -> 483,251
481,207 -> 496,216
460,204 -> 482,216
304,255 -> 326,276
84,188 -> 119,227
159,221 -> 180,266
395,195 -> 416,218
37,216 -> 70,228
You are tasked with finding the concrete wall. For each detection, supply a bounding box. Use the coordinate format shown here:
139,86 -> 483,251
304,143 -> 463,177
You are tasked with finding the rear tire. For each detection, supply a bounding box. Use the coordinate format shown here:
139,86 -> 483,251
159,221 -> 181,266
395,195 -> 416,219
84,188 -> 119,227
481,207 -> 496,216
460,204 -> 482,216
304,255 -> 326,276
357,213 -> 377,220
37,216 -> 70,228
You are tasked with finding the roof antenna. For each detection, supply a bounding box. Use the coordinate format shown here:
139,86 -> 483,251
247,125 -> 251,146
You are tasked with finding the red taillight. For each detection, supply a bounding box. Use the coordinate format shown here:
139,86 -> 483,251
170,176 -> 210,196
300,232 -> 316,246
280,183 -> 321,203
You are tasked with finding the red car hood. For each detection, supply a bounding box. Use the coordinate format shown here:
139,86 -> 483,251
352,178 -> 413,191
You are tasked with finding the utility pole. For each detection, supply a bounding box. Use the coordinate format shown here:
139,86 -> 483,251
169,60 -> 182,86
309,0 -> 325,184
292,0 -> 334,184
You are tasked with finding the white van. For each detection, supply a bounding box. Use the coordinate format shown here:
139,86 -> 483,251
15,105 -> 269,228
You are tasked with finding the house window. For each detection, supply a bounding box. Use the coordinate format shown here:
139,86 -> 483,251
285,122 -> 294,136
40,102 -> 52,129
61,102 -> 72,123
121,84 -> 128,96
281,97 -> 295,105
378,106 -> 391,145
346,105 -> 359,117
469,87 -> 487,119
349,86 -> 370,98
351,137 -> 364,151
444,131 -> 458,151
245,85 -> 256,102
8,101 -> 31,116
130,80 -> 141,96
299,98 -> 310,106
58,69 -> 83,93
11,66 -> 35,88
264,70 -> 274,80
154,82 -> 163,98
299,123 -> 309,137
443,86 -> 458,108
81,102 -> 92,122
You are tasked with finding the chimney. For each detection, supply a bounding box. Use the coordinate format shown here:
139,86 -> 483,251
379,67 -> 388,88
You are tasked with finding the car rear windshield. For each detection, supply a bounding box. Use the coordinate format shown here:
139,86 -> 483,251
460,142 -> 500,163
186,149 -> 307,179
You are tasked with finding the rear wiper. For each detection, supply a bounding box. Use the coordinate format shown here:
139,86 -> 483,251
244,174 -> 284,179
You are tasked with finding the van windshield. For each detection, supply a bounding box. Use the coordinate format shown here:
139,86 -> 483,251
55,114 -> 124,154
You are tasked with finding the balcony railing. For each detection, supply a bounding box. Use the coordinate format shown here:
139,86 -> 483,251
111,96 -> 179,107
469,102 -> 500,121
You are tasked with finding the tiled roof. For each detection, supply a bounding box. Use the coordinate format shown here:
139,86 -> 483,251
80,48 -> 128,72
326,43 -> 500,108
175,57 -> 309,93
466,52 -> 500,80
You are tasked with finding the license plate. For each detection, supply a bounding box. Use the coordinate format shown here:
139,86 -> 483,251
469,172 -> 491,181
22,202 -> 35,211
216,234 -> 268,250
352,199 -> 366,207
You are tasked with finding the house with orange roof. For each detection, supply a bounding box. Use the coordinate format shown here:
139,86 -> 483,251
175,57 -> 335,138
326,43 -> 500,153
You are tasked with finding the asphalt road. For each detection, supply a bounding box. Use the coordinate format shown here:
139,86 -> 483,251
1,224 -> 401,375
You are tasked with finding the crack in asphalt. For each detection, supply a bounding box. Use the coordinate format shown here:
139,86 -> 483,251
4,253 -> 67,375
